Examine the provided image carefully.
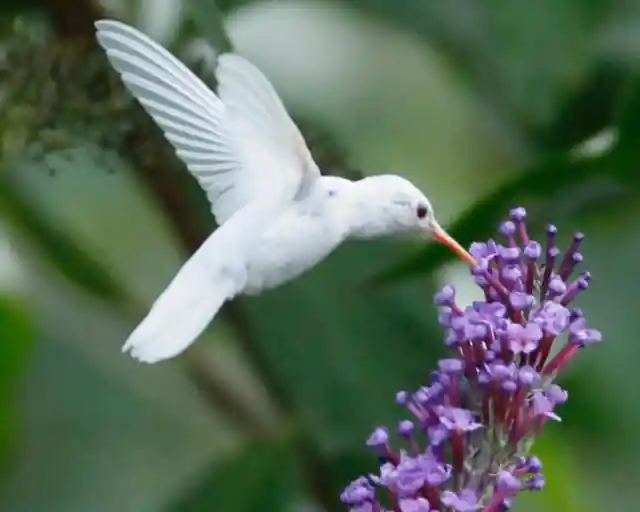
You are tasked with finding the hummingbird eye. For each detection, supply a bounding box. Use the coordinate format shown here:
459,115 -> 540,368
416,204 -> 429,219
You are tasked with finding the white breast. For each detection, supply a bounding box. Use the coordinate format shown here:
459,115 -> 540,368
242,182 -> 349,294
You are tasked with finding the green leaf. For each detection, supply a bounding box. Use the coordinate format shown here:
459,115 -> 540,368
0,297 -> 34,473
239,240 -> 447,451
0,175 -> 129,306
171,435 -> 303,512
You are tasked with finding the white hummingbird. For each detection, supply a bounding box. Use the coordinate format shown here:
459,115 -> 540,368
94,19 -> 476,364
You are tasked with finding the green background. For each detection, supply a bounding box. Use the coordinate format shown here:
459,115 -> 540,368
1,0 -> 639,510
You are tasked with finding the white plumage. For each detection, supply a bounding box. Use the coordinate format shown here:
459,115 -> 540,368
95,19 -> 475,364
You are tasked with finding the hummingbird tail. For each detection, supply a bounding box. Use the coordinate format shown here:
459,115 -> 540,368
122,252 -> 236,364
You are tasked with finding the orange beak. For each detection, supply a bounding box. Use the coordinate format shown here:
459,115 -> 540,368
431,222 -> 477,266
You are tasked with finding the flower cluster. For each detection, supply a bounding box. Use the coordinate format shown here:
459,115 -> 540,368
341,208 -> 602,512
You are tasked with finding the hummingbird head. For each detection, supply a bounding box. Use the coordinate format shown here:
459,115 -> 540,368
346,174 -> 476,265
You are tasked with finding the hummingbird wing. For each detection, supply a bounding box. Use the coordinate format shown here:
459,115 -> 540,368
95,19 -> 321,225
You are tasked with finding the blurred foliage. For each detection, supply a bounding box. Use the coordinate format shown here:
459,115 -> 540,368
241,241 -> 445,451
0,174 -> 129,305
172,434 -> 304,512
1,0 -> 639,511
0,298 -> 33,474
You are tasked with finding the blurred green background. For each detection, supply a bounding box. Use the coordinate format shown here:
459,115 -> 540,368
1,0 -> 639,510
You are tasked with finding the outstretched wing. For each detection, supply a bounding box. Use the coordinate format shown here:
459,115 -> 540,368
95,19 -> 321,224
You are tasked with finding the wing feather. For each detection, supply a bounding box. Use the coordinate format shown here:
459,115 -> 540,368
95,19 -> 320,224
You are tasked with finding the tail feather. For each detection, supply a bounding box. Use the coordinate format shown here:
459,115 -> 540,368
123,251 -> 236,364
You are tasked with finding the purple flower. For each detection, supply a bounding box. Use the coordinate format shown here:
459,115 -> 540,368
568,317 -> 602,346
438,310 -> 453,327
506,322 -> 542,354
526,474 -> 546,491
469,240 -> 499,267
499,246 -> 521,263
546,384 -> 568,405
374,462 -> 398,487
547,275 -> 567,296
366,427 -> 389,447
526,456 -> 543,473
451,314 -> 489,343
422,458 -> 451,486
394,454 -> 427,497
434,285 -> 456,307
518,366 -> 540,386
396,391 -> 409,405
427,424 -> 450,446
398,420 -> 414,437
487,361 -> 516,381
509,292 -> 534,311
499,221 -> 516,237
524,241 -> 541,260
341,208 -> 603,512
530,391 -> 561,422
438,358 -> 464,374
413,384 -> 442,406
341,477 -> 375,505
441,489 -> 480,511
497,470 -> 522,495
532,302 -> 571,335
439,407 -> 483,433
501,265 -> 523,284
510,207 -> 527,221
474,301 -> 508,320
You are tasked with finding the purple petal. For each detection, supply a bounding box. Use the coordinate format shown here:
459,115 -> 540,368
510,292 -> 533,310
438,358 -> 464,374
522,322 -> 543,341
434,285 -> 456,307
395,455 -> 427,497
527,474 -> 546,491
532,302 -> 570,335
569,317 -> 602,345
531,392 -> 561,422
396,391 -> 409,405
341,477 -> 375,505
366,427 -> 389,447
510,207 -> 527,221
518,366 -> 540,386
399,498 -> 433,512
499,246 -> 521,262
501,265 -> 523,282
398,420 -> 415,437
546,384 -> 568,405
497,470 -> 522,494
547,275 -> 567,295
441,489 -> 480,511
524,241 -> 542,260
527,456 -> 543,473
499,221 -> 516,237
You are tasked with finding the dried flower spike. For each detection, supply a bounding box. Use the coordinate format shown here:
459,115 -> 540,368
341,207 -> 602,512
